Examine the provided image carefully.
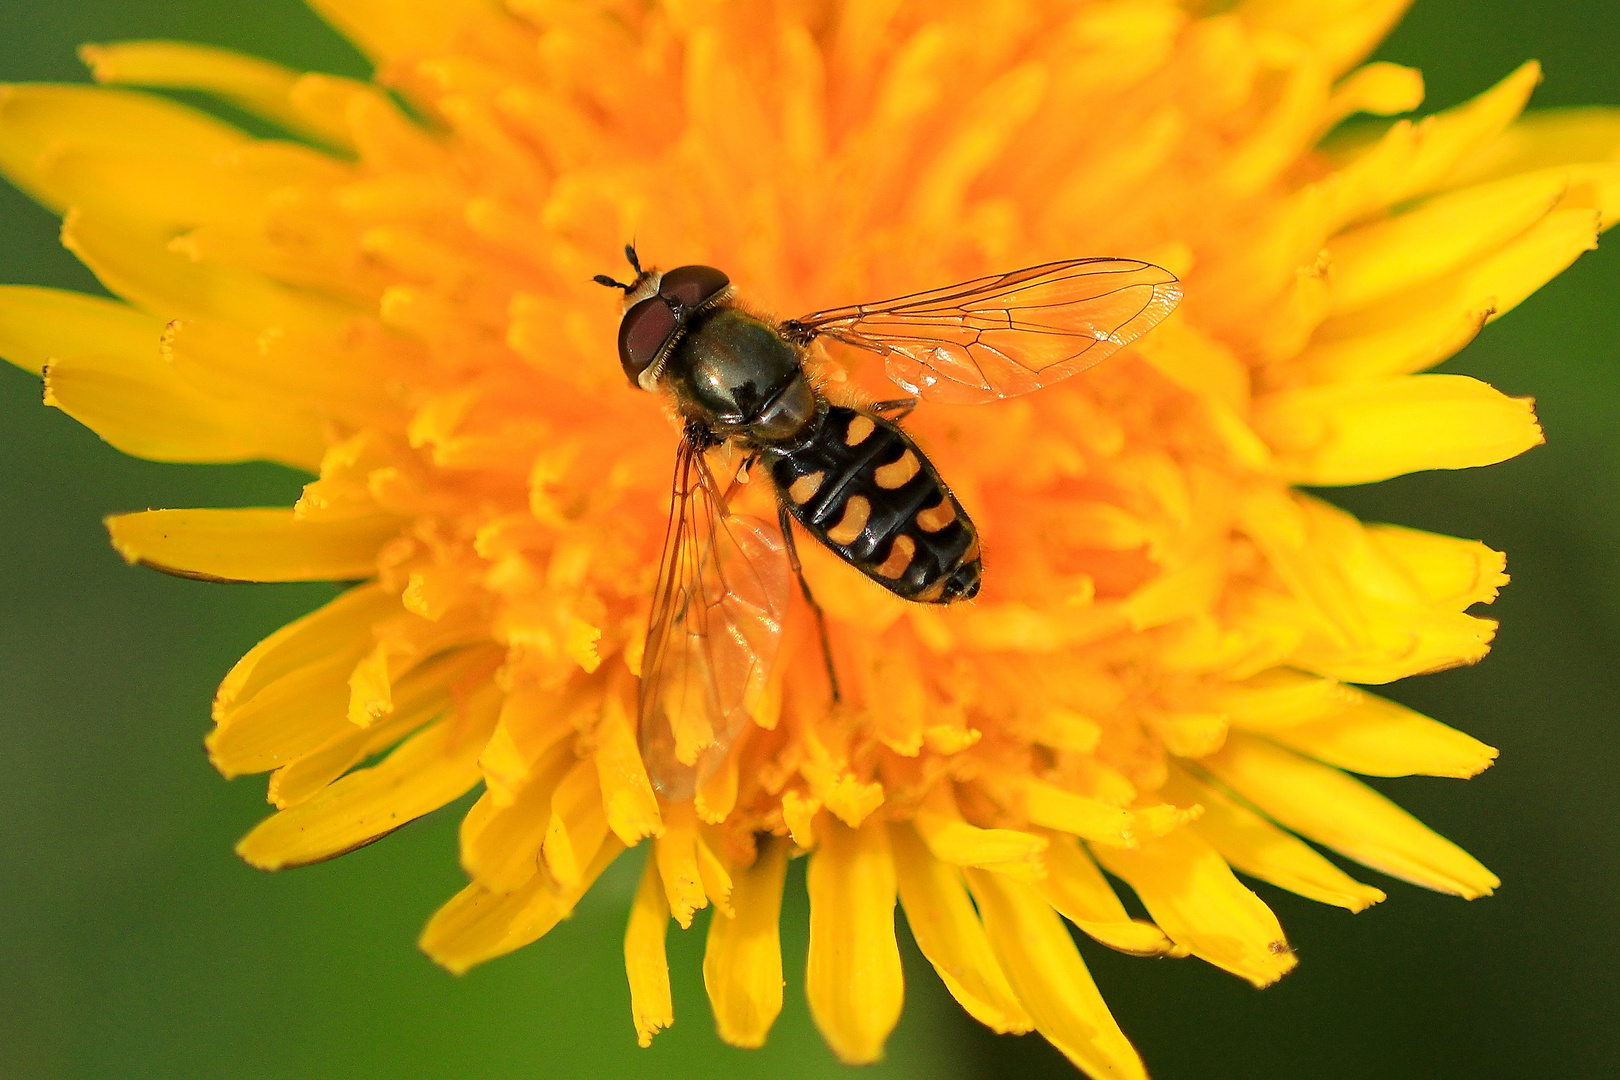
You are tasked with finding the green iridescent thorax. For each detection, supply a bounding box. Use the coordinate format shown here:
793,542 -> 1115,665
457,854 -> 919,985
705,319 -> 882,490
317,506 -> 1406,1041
665,307 -> 818,445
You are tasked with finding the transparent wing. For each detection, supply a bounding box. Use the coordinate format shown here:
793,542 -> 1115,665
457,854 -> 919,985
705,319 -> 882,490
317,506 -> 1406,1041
783,258 -> 1182,404
638,436 -> 791,801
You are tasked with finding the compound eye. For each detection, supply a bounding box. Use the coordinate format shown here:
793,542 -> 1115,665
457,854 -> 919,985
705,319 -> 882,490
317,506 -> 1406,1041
619,295 -> 678,384
659,265 -> 730,310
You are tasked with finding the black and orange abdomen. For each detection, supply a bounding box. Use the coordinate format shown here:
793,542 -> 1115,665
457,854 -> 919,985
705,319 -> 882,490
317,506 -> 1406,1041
764,405 -> 980,603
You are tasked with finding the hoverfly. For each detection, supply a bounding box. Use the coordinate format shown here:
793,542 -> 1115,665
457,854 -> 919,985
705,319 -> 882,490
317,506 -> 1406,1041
594,247 -> 1181,799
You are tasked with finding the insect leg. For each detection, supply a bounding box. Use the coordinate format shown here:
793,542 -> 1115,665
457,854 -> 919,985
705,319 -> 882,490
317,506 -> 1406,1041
777,501 -> 841,703
870,397 -> 918,421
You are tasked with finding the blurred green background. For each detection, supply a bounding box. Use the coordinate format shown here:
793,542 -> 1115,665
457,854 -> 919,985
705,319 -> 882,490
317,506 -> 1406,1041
0,2 -> 1613,1078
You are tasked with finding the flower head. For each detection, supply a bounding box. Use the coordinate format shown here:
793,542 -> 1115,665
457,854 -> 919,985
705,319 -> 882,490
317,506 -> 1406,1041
1,1 -> 1615,1075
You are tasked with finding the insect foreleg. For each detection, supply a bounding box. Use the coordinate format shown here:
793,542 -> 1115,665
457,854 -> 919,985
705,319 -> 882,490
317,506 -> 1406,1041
777,501 -> 841,703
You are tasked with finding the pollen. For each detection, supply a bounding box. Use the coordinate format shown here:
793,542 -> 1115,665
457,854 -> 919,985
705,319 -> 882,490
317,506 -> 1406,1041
0,3 -> 1611,1078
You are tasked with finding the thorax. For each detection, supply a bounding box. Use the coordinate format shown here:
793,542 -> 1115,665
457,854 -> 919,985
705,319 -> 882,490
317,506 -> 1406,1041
665,307 -> 816,446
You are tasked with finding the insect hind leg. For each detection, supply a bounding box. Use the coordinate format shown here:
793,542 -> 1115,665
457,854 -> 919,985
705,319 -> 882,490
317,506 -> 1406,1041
777,502 -> 841,703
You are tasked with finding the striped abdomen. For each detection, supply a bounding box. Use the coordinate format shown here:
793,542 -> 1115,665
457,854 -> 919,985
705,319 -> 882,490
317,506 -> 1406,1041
765,404 -> 980,603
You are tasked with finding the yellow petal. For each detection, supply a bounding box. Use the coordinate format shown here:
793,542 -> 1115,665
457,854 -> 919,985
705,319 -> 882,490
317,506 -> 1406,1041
1147,709 -> 1229,758
62,210 -> 351,332
1544,162 -> 1620,225
0,83 -> 244,208
1090,827 -> 1297,987
216,583 -> 394,717
459,735 -> 574,892
1237,491 -> 1503,682
0,286 -> 161,376
624,850 -> 674,1048
1329,61 -> 1543,207
1443,106 -> 1620,189
777,22 -> 829,168
1120,549 -> 1229,632
1020,779 -> 1136,847
1132,315 -> 1250,414
1202,732 -> 1499,898
1219,60 -> 1538,334
207,651 -> 359,777
966,869 -> 1146,1080
1163,766 -> 1385,912
907,61 -> 1048,232
106,508 -> 401,582
1206,667 -> 1363,733
1237,0 -> 1411,77
80,40 -> 348,149
26,141 -> 302,235
1328,167 -> 1577,314
806,817 -> 904,1064
347,605 -> 490,726
655,800 -> 708,930
1364,524 -> 1508,609
811,768 -> 885,830
287,72 -> 400,156
703,836 -> 789,1049
1031,708 -> 1104,755
1271,691 -> 1497,778
1299,204 -> 1601,382
1253,374 -> 1543,486
1288,606 -> 1497,685
1034,830 -> 1179,956
541,758 -> 609,890
1294,297 -> 1488,384
780,789 -> 821,848
1130,802 -> 1204,840
695,737 -> 741,823
695,829 -> 735,917
1214,42 -> 1329,199
237,683 -> 498,870
478,683 -> 581,806
165,318 -> 404,434
1217,60 -> 1537,327
341,91 -> 452,178
43,350 -> 324,469
420,836 -> 622,975
914,785 -> 1049,876
269,648 -> 493,808
889,823 -> 1033,1036
306,0 -> 493,63
1208,666 -> 1498,777
1323,62 -> 1425,127
1043,104 -> 1184,243
592,685 -> 662,845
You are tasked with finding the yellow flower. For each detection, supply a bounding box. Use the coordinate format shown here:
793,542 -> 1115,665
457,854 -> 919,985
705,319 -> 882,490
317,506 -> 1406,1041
0,0 -> 1614,1074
